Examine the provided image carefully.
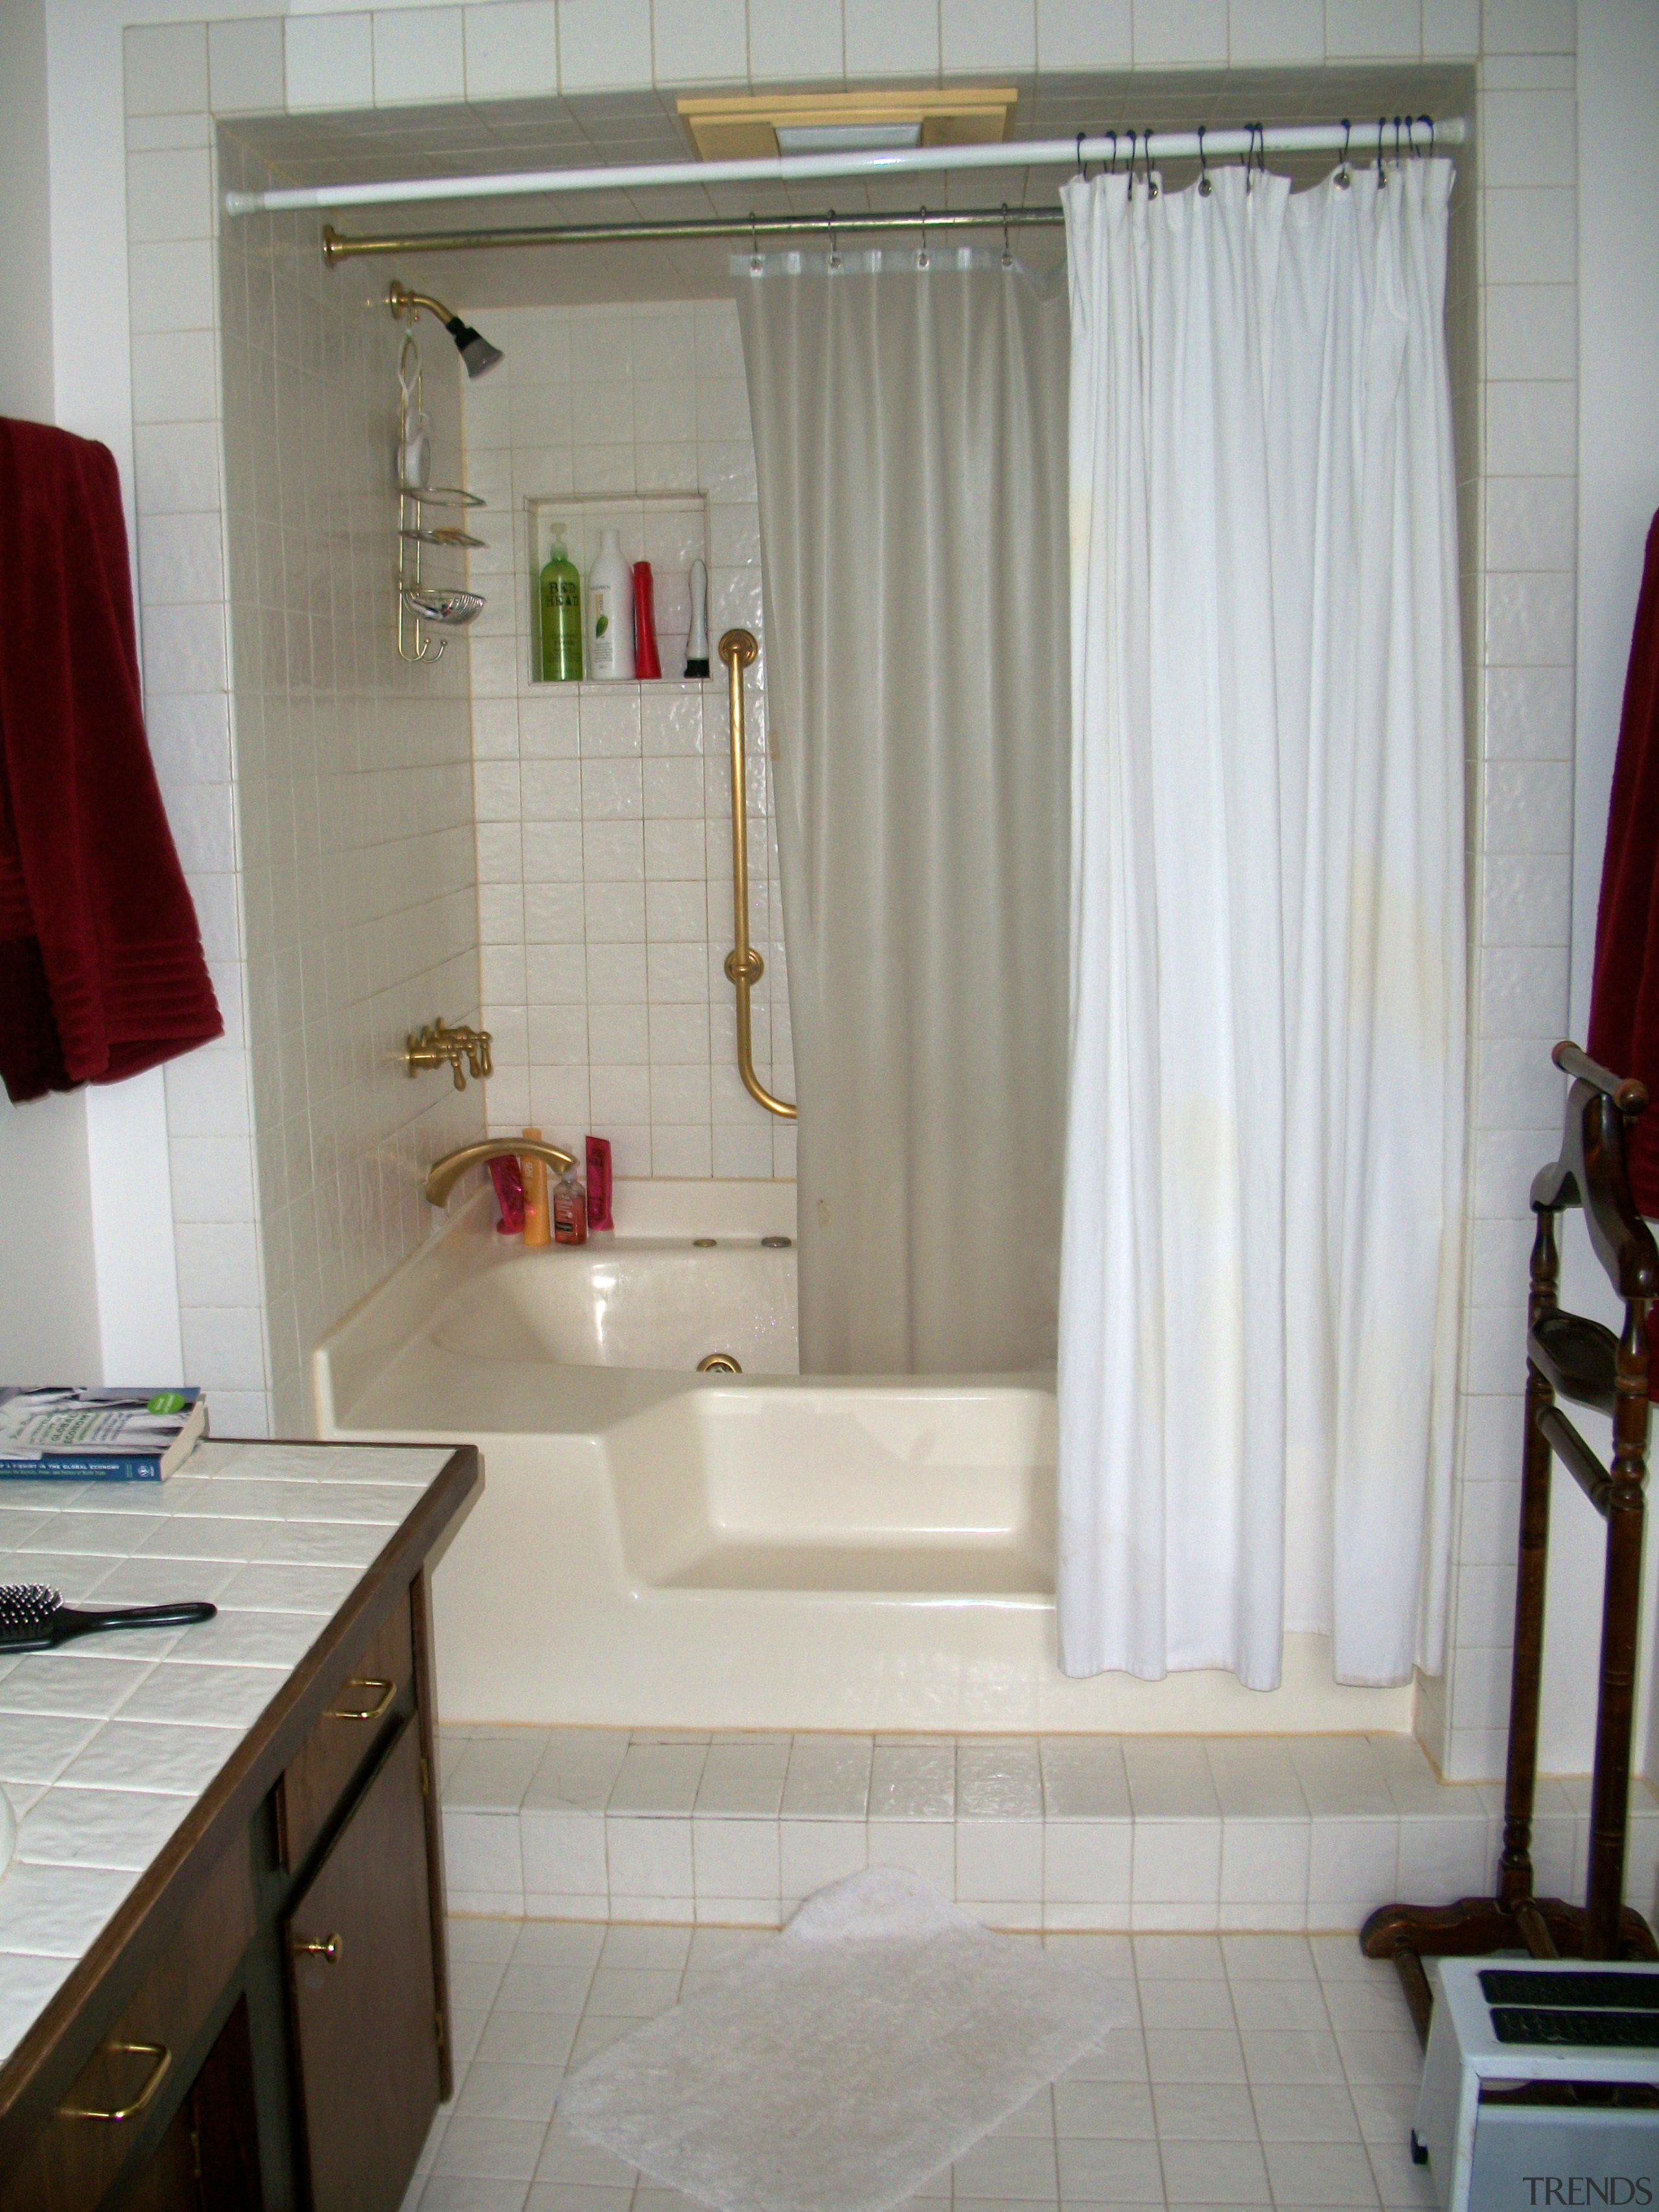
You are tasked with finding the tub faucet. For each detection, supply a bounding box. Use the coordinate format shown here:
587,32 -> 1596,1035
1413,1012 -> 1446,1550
401,1019 -> 493,1091
423,1135 -> 575,1208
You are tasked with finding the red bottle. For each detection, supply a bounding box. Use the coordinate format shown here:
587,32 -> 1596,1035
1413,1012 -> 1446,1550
632,561 -> 662,679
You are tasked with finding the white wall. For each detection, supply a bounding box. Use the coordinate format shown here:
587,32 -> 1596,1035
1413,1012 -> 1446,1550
0,0 -> 104,1386
218,145 -> 483,1430
462,299 -> 795,1181
36,0 -> 1654,1773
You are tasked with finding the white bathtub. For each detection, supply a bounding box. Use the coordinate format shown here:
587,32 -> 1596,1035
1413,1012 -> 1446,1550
315,1182 -> 1413,1735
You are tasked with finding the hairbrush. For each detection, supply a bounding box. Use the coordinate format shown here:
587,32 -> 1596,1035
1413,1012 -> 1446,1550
0,1584 -> 216,1652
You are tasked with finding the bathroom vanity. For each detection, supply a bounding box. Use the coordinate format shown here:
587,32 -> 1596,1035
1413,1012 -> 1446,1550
0,1438 -> 480,2212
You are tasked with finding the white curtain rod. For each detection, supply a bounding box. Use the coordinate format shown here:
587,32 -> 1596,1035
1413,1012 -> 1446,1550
223,115 -> 1466,218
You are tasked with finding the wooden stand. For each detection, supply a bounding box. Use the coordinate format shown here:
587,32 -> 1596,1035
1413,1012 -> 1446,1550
1362,1041 -> 1659,2043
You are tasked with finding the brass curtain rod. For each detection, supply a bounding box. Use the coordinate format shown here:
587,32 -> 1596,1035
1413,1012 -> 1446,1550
321,206 -> 1065,262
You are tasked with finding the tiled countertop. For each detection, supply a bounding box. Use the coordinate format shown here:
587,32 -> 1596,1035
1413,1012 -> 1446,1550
0,1438 -> 452,2069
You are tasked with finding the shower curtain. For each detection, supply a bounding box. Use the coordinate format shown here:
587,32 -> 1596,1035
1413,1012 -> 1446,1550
737,250 -> 1070,1374
1058,158 -> 1465,1689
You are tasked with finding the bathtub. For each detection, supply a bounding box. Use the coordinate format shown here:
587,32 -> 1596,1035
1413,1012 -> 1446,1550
315,1182 -> 1413,1735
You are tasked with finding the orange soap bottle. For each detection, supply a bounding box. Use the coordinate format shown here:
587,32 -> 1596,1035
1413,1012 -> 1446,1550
520,1127 -> 551,1246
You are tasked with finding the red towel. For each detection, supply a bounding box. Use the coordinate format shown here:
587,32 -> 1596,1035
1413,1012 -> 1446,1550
0,418 -> 221,1101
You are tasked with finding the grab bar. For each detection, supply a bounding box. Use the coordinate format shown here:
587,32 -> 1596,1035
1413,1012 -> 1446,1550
719,629 -> 796,1119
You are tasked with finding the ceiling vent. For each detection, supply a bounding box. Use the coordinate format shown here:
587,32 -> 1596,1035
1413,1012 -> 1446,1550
677,88 -> 1018,164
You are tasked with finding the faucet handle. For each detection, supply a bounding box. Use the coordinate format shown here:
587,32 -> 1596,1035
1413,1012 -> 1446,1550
400,1019 -> 491,1092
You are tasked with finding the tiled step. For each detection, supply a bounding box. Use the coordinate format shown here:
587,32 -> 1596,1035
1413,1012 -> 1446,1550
438,1727 -> 1659,1934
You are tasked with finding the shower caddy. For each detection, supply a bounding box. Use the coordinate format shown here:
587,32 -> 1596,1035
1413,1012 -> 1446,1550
393,313 -> 486,663
1365,1040 -> 1659,2035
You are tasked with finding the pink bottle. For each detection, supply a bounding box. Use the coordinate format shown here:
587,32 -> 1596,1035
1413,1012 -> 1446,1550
586,1134 -> 614,1231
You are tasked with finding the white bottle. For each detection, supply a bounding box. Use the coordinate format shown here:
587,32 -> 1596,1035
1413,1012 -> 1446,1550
587,527 -> 635,680
684,555 -> 710,677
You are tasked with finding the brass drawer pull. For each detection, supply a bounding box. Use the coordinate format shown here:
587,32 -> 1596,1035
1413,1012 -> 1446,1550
59,2041 -> 172,2123
328,1676 -> 395,1722
292,1932 -> 342,1961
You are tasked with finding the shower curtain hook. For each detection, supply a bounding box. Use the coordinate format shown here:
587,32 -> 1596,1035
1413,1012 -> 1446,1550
1336,117 -> 1352,188
1393,113 -> 1404,167
1108,128 -> 1119,177
917,204 -> 929,270
1422,112 -> 1435,157
1141,130 -> 1159,199
749,213 -> 761,275
1376,114 -> 1389,186
1197,123 -> 1212,196
826,208 -> 841,272
1001,202 -> 1014,268
1075,130 -> 1086,180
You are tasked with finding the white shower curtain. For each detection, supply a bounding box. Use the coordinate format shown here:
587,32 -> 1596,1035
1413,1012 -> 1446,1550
738,250 -> 1070,1375
1057,158 -> 1465,1690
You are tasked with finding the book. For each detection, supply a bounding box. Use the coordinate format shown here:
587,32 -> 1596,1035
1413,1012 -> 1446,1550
0,1388 -> 207,1481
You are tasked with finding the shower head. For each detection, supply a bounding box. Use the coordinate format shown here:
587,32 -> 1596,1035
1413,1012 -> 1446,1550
387,279 -> 505,378
449,318 -> 504,378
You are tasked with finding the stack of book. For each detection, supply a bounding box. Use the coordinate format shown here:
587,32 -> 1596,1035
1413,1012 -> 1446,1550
0,1387 -> 207,1482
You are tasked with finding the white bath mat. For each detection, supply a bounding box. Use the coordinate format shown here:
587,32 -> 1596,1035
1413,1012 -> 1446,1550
557,1867 -> 1129,2212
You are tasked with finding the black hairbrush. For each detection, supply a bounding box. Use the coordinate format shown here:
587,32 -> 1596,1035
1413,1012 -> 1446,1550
0,1584 -> 216,1653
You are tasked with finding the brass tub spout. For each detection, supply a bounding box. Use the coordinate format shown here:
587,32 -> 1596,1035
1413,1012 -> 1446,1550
423,1136 -> 575,1207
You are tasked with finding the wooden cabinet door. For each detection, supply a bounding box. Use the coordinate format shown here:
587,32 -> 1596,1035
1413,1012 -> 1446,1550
277,1590 -> 415,1874
284,1714 -> 441,2212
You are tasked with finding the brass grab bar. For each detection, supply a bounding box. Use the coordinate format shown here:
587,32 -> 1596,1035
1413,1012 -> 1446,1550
719,629 -> 796,1120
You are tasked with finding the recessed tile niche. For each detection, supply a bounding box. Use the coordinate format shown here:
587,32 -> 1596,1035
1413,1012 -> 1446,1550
525,493 -> 712,686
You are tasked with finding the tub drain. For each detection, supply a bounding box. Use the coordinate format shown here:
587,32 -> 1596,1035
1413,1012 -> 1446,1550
697,1352 -> 743,1373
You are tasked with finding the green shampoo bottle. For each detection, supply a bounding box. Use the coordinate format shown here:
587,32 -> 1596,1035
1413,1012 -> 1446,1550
537,526 -> 583,681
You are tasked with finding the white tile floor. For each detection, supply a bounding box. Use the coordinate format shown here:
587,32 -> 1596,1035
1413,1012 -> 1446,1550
404,1918 -> 1436,2212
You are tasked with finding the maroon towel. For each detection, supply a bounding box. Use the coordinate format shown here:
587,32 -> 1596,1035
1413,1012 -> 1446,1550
1588,511 -> 1659,1215
0,418 -> 221,1101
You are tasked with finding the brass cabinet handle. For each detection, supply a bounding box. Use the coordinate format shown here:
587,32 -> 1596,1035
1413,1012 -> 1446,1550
59,2041 -> 172,2123
292,1932 -> 342,1961
328,1676 -> 395,1721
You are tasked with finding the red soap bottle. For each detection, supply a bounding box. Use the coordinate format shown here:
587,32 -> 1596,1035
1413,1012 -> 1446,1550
632,561 -> 662,679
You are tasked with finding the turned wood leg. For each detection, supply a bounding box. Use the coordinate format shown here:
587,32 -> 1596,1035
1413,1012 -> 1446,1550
1502,1208 -> 1560,1903
1586,1298 -> 1651,1957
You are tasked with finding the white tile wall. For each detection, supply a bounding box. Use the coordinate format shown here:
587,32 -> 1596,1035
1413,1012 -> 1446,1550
117,3 -> 1590,1782
1430,25 -> 1587,1785
441,1723 -> 1659,1935
211,141 -> 483,1429
459,300 -> 795,1180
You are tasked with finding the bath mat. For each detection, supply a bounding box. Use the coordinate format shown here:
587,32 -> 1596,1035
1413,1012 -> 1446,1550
557,1867 -> 1129,2212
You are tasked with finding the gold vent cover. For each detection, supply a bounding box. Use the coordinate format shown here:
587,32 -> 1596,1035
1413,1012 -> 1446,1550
677,87 -> 1018,164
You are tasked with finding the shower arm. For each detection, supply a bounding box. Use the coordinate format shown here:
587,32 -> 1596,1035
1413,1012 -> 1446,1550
719,630 -> 796,1121
388,278 -> 460,331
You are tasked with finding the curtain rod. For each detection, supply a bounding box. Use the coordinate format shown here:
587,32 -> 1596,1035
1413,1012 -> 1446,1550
321,205 -> 1071,261
226,115 -> 1466,218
